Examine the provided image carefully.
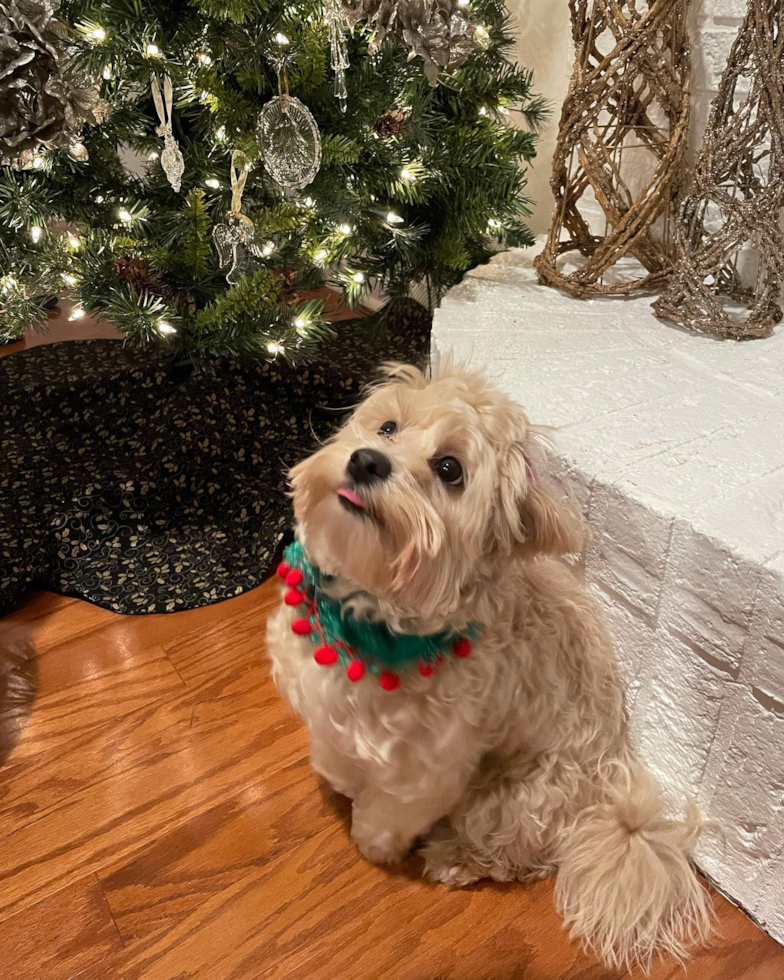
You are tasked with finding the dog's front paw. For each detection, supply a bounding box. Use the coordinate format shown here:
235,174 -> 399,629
420,836 -> 481,887
424,860 -> 480,887
352,826 -> 410,866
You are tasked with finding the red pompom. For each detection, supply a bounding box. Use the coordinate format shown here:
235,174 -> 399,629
418,663 -> 435,677
277,561 -> 290,579
285,568 -> 304,587
346,660 -> 366,682
314,645 -> 338,666
291,618 -> 312,635
284,588 -> 304,606
379,671 -> 400,691
453,638 -> 472,658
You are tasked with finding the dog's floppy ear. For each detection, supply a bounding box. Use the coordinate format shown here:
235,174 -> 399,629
498,442 -> 584,558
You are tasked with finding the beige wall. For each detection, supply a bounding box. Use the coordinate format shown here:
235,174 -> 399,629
508,0 -> 745,237
507,0 -> 573,235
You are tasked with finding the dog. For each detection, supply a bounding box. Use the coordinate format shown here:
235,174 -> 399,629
267,361 -> 712,971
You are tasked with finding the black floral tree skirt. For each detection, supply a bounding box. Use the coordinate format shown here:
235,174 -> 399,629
0,304 -> 430,616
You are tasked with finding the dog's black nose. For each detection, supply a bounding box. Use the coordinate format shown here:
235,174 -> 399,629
347,448 -> 392,485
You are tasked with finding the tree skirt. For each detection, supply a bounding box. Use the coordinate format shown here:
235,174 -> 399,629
0,305 -> 430,616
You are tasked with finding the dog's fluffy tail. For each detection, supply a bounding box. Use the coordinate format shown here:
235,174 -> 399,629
554,762 -> 713,973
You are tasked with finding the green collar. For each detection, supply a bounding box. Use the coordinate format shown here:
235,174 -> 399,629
278,541 -> 480,690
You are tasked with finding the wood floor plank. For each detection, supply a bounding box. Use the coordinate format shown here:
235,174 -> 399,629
99,758 -> 349,943
2,596 -> 118,654
99,826 -> 617,980
162,586 -> 279,687
0,874 -> 123,980
114,583 -> 277,666
0,651 -> 184,763
3,583 -> 784,979
2,590 -> 78,625
74,962 -> 121,980
637,891 -> 784,979
29,622 -> 169,698
0,580 -> 273,668
0,667 -> 306,919
0,585 -> 277,839
0,664 -> 192,839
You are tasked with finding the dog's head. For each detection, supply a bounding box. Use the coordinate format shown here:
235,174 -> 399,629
289,362 -> 582,619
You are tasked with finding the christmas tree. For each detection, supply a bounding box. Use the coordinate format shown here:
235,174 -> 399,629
0,0 -> 544,362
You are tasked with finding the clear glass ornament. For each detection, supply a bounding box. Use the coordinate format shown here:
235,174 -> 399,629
324,0 -> 350,112
212,155 -> 263,284
213,212 -> 261,285
160,133 -> 184,193
257,95 -> 321,191
151,74 -> 184,193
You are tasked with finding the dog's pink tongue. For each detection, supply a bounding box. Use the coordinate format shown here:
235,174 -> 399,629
338,487 -> 365,509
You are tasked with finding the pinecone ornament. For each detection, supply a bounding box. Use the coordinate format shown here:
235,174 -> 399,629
113,256 -> 162,296
375,108 -> 406,138
0,0 -> 108,170
278,267 -> 305,306
344,0 -> 476,85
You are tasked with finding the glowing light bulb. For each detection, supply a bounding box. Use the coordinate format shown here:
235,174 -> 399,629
117,208 -> 132,222
30,226 -> 42,243
89,27 -> 106,42
261,242 -> 275,257
158,321 -> 177,335
103,65 -> 112,80
146,43 -> 160,57
353,272 -> 365,284
32,155 -> 44,169
267,341 -> 283,354
475,24 -> 488,37
458,0 -> 469,5
67,232 -> 80,249
386,211 -> 403,225
95,194 -> 104,203
216,126 -> 226,139
479,106 -> 488,116
400,167 -> 414,181
274,32 -> 289,45
1,275 -> 18,292
304,196 -> 313,207
69,308 -> 85,321
62,274 -> 77,286
294,317 -> 309,331
198,52 -> 212,65
339,223 -> 352,235
315,249 -> 328,262
149,150 -> 159,160
488,217 -> 501,228
205,178 -> 220,189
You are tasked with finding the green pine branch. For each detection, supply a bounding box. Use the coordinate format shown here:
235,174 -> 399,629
2,0 -> 545,359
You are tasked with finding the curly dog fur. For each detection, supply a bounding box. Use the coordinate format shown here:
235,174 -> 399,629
267,361 -> 712,972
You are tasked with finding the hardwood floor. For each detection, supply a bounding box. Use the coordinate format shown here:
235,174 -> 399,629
0,581 -> 781,979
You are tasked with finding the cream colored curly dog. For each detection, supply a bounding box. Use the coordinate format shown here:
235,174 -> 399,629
268,362 -> 711,972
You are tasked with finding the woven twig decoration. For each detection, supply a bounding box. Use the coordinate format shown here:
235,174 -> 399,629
535,0 -> 691,297
653,0 -> 784,339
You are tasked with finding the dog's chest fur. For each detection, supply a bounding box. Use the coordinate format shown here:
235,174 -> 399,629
266,595 -> 509,793
267,556 -> 627,798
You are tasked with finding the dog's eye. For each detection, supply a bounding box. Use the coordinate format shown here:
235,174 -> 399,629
435,456 -> 463,486
379,421 -> 397,437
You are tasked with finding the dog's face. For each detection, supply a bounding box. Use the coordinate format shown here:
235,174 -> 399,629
289,364 -> 581,619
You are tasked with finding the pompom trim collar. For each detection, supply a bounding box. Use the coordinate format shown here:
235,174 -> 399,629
278,541 -> 480,692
